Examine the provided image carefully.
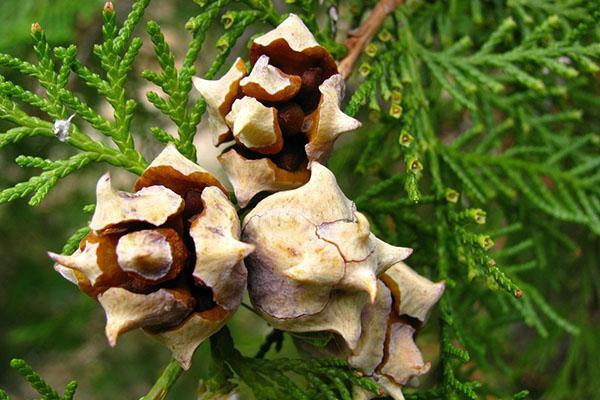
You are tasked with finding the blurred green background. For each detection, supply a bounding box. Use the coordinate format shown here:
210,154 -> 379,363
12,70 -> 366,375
0,1 -> 291,398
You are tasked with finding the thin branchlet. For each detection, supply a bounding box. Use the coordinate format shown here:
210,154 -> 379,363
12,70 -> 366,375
4,359 -> 76,400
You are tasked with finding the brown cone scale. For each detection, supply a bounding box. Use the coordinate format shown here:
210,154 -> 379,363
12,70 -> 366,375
49,145 -> 253,370
194,14 -> 361,207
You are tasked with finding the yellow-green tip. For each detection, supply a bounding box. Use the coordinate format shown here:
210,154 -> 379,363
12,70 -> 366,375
31,22 -> 42,34
445,188 -> 460,203
103,1 -> 114,13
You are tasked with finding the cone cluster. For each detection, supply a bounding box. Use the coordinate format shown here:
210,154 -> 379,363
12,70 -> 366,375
49,15 -> 443,398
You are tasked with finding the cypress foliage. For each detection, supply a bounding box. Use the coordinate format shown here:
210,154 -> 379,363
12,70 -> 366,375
0,0 -> 598,399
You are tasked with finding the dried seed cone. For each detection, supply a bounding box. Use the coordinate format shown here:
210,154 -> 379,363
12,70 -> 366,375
48,145 -> 254,369
194,14 -> 360,207
298,263 -> 445,400
355,263 -> 444,399
241,163 -> 413,349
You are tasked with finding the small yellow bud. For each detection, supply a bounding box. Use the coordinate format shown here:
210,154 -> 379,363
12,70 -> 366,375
378,30 -> 392,42
359,63 -> 371,77
478,235 -> 494,250
389,104 -> 403,119
103,1 -> 114,13
470,209 -> 487,224
31,22 -> 42,34
391,90 -> 402,104
221,12 -> 235,29
408,159 -> 423,174
399,132 -> 413,147
365,43 -> 378,58
445,189 -> 459,203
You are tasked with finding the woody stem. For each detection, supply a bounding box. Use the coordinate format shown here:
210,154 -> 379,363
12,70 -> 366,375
141,358 -> 184,400
338,0 -> 404,79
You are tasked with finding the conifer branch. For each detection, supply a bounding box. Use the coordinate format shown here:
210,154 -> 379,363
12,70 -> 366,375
0,359 -> 78,400
339,0 -> 404,79
209,328 -> 381,400
0,0 -> 152,206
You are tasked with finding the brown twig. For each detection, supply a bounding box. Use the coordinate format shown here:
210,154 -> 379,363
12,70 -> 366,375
338,0 -> 404,79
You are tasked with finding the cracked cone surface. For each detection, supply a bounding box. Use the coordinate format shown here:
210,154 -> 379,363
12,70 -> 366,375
242,163 -> 412,350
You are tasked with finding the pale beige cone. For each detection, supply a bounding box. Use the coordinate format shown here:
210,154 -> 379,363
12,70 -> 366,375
194,14 -> 360,207
242,163 -> 412,350
49,145 -> 253,369
295,262 -> 444,400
